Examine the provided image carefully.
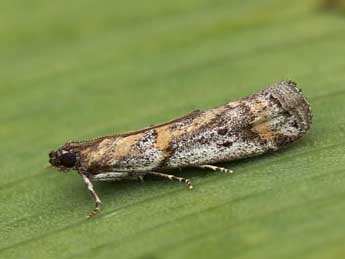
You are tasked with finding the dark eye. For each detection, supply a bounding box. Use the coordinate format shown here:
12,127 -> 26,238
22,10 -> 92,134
60,152 -> 76,168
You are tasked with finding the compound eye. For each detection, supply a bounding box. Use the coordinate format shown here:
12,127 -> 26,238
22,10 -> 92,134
60,152 -> 76,168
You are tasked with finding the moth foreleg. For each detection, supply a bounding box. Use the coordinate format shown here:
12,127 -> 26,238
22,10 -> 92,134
80,173 -> 102,218
147,172 -> 193,190
197,165 -> 233,174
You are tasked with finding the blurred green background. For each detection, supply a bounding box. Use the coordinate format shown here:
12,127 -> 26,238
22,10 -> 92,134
1,0 -> 345,258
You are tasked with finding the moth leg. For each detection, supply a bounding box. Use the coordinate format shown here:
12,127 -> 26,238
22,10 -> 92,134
80,173 -> 102,218
147,172 -> 193,190
197,165 -> 233,174
138,175 -> 144,182
130,172 -> 145,182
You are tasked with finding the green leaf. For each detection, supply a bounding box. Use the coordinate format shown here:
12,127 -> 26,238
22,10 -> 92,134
1,0 -> 345,258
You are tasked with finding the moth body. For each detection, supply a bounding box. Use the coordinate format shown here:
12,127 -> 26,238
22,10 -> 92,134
49,80 -> 312,217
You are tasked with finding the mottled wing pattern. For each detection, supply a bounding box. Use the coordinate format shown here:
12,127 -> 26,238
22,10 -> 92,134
77,81 -> 311,174
165,81 -> 311,167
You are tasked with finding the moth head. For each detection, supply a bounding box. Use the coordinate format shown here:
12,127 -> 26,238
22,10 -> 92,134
49,148 -> 78,172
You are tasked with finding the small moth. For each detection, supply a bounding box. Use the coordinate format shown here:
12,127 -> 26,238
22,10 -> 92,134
49,80 -> 312,217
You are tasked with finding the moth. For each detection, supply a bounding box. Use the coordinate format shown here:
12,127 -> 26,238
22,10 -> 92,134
49,80 -> 312,217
